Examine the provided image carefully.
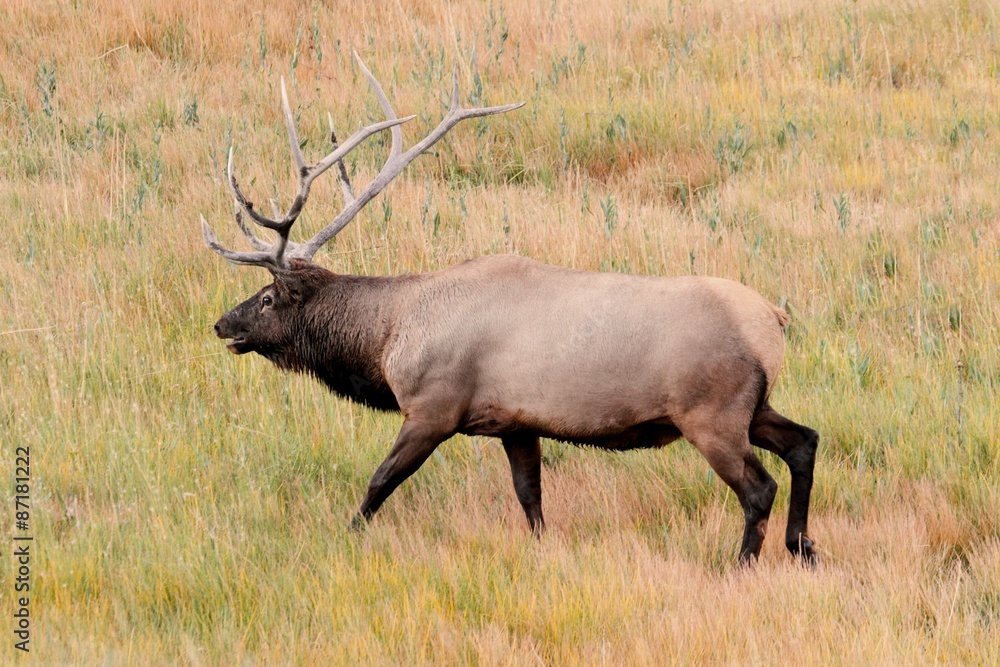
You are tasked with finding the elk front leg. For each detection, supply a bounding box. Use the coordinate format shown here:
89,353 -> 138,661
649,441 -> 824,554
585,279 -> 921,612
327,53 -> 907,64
350,419 -> 450,530
501,435 -> 545,536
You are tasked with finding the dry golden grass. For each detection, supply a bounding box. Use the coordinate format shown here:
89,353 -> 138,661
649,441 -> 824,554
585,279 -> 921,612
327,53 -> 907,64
1,0 -> 999,663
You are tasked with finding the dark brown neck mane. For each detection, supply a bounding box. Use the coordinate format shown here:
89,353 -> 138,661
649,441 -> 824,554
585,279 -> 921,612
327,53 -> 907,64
272,268 -> 406,412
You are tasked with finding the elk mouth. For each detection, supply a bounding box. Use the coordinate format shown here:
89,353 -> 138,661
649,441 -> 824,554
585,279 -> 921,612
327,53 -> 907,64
224,337 -> 252,355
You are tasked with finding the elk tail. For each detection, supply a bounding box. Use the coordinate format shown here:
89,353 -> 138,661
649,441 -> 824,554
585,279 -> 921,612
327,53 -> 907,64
772,303 -> 790,329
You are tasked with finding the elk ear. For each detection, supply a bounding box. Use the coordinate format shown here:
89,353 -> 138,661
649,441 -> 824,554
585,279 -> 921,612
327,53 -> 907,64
268,263 -> 317,303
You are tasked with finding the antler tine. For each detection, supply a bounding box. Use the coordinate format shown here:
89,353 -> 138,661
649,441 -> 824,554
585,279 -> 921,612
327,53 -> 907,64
450,65 -> 461,113
235,209 -> 272,251
221,78 -> 310,236
201,215 -> 276,267
280,77 -> 307,175
296,58 -> 524,260
231,201 -> 305,257
227,146 -> 287,232
353,51 -> 404,160
329,112 -> 356,205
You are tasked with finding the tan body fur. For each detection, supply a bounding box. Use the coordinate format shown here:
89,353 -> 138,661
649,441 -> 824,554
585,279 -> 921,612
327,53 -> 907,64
383,255 -> 785,447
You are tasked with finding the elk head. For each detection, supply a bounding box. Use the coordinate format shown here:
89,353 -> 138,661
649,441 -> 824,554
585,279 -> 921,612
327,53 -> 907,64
202,53 -> 523,357
212,259 -> 324,359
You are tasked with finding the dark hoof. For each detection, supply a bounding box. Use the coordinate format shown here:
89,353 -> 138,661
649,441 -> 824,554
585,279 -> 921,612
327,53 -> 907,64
797,550 -> 819,569
788,535 -> 818,568
348,515 -> 368,533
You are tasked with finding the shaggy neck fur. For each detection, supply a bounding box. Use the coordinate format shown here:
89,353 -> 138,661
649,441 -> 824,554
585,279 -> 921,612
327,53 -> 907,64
273,268 -> 406,412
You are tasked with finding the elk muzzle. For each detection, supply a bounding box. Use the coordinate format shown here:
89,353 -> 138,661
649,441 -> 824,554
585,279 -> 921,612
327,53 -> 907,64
213,313 -> 252,355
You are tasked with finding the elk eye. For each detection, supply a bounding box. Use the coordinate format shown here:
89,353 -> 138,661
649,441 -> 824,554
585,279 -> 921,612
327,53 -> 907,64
261,295 -> 273,308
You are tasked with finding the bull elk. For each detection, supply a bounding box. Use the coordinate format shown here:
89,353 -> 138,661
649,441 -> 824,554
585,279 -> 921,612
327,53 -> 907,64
202,54 -> 819,565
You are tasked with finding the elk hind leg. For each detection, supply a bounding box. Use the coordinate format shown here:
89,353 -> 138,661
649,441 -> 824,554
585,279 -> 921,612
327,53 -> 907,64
749,404 -> 819,563
501,435 -> 545,536
687,426 -> 778,565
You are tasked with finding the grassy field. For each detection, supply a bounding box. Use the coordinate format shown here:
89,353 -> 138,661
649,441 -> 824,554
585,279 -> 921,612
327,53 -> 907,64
2,0 -> 999,663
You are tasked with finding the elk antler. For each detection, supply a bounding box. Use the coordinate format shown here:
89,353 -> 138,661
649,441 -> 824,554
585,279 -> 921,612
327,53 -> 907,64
202,52 -> 524,269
